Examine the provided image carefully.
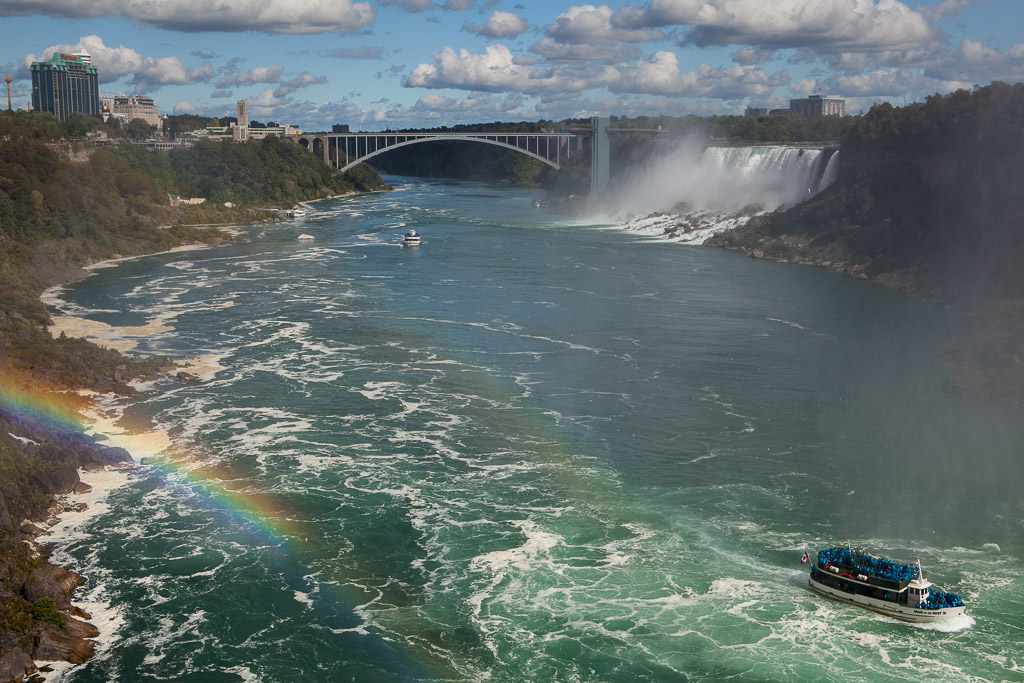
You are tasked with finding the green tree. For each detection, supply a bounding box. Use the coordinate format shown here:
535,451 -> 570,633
125,118 -> 154,140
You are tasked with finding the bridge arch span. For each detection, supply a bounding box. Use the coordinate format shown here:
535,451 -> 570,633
337,135 -> 562,173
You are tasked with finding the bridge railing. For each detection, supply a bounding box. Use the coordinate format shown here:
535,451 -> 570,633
313,131 -> 579,172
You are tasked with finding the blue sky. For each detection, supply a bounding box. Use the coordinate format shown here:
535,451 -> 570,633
2,0 -> 1022,130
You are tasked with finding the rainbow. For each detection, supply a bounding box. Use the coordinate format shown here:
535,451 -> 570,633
0,370 -> 452,678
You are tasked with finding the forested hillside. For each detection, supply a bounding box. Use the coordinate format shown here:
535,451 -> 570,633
0,109 -> 389,673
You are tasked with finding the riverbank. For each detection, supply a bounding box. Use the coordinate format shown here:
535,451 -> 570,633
0,227 -> 242,681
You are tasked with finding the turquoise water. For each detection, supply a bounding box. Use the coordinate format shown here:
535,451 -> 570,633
48,177 -> 1024,681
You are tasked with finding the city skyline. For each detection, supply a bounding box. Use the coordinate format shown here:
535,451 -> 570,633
2,0 -> 1023,130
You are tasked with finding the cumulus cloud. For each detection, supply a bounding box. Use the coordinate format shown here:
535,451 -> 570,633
273,71 -> 328,97
923,39 -> 1024,84
131,57 -> 213,91
603,51 -> 789,99
611,0 -> 937,52
404,42 -> 790,102
216,65 -> 285,89
546,4 -> 664,44
731,46 -> 776,65
463,9 -> 528,38
0,0 -> 376,34
531,37 -> 641,63
405,44 -> 577,93
414,92 -> 525,113
19,35 -> 213,91
825,67 -> 929,97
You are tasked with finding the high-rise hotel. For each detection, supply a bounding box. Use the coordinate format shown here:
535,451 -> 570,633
31,52 -> 100,120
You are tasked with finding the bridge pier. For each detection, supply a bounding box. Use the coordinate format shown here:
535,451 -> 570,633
590,116 -> 609,196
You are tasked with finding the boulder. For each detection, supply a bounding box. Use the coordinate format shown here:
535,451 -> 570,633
22,566 -> 77,608
0,647 -> 36,683
73,482 -> 92,494
31,629 -> 94,664
62,615 -> 99,640
18,523 -> 48,537
30,465 -> 80,495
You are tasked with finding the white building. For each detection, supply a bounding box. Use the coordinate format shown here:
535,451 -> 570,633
101,93 -> 160,128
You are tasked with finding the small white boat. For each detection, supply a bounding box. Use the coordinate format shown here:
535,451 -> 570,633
808,545 -> 966,623
403,229 -> 421,246
297,234 -> 315,240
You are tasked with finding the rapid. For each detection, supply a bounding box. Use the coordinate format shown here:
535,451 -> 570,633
41,166 -> 1024,682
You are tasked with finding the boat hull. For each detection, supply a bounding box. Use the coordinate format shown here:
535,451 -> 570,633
808,574 -> 965,623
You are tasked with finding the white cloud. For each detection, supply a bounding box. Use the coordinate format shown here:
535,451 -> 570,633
920,0 -> 971,22
612,0 -> 937,52
546,4 -> 664,44
20,35 -> 213,91
405,44 -> 580,93
274,71 -> 328,97
531,38 -> 641,63
605,51 -> 789,99
731,46 -> 776,65
923,39 -> 1024,84
463,10 -> 528,38
0,0 -> 375,34
216,65 -> 285,88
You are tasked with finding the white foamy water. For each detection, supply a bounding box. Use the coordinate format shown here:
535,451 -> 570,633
36,175 -> 1024,682
592,143 -> 838,244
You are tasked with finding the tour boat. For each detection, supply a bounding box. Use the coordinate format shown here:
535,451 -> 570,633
403,229 -> 421,246
807,545 -> 966,623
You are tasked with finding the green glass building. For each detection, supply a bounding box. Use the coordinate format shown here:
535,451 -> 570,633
31,53 -> 100,120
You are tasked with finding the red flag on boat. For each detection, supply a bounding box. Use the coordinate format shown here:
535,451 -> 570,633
800,550 -> 809,565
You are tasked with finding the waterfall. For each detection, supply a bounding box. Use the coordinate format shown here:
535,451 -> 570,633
697,146 -> 829,210
817,150 -> 840,192
599,143 -> 839,245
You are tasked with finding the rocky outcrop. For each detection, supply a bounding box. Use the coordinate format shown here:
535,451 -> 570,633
30,465 -> 80,496
22,566 -> 84,609
0,648 -> 36,683
31,628 -> 95,665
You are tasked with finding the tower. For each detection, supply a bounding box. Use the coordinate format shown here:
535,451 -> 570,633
5,75 -> 10,111
234,99 -> 249,141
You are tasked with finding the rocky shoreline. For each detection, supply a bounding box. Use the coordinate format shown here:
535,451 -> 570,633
0,412 -> 135,683
0,238 -> 233,682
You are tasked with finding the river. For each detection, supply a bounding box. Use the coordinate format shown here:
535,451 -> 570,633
44,175 -> 1024,681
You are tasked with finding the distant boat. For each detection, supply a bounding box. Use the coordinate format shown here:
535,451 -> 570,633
297,234 -> 315,240
403,229 -> 421,246
808,545 -> 966,623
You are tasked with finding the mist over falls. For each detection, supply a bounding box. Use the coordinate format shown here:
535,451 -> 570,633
592,143 -> 839,243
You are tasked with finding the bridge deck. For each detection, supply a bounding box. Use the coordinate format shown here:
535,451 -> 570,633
301,131 -> 580,173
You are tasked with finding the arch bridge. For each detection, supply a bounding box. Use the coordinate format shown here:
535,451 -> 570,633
288,118 -> 656,194
289,131 -> 580,173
